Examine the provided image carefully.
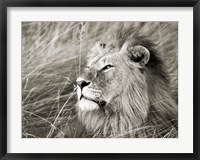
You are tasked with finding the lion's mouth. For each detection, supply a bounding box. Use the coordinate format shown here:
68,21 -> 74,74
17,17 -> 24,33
80,95 -> 106,108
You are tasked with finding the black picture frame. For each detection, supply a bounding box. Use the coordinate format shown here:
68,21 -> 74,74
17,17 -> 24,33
0,0 -> 199,159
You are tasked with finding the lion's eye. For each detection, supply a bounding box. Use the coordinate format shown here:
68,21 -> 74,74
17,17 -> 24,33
101,64 -> 114,71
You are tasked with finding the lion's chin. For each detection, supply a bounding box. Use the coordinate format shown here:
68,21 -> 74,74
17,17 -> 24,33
78,97 -> 99,111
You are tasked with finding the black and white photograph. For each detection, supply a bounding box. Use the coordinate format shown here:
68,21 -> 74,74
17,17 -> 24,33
22,22 -> 178,138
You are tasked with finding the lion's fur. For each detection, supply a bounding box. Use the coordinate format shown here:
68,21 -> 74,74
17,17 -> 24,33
77,25 -> 178,138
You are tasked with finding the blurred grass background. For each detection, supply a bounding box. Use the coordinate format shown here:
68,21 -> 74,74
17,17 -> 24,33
22,22 -> 178,138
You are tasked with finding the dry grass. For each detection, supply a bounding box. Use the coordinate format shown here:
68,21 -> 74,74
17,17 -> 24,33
22,22 -> 178,138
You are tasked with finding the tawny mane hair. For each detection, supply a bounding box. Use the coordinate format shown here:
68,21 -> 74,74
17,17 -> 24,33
78,25 -> 178,138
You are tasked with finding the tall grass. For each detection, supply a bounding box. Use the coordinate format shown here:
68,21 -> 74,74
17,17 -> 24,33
22,22 -> 178,138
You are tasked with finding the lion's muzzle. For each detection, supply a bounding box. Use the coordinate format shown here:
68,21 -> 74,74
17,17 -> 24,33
76,76 -> 106,110
82,87 -> 102,102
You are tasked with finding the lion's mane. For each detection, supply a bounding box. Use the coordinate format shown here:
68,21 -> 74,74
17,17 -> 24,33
78,25 -> 178,138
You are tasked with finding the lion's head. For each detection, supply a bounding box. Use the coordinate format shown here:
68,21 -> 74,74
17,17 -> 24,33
76,26 -> 178,138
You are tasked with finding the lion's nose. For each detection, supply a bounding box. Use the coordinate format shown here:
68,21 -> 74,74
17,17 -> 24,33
76,77 -> 91,89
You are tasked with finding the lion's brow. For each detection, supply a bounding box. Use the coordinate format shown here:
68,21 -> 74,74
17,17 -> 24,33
89,52 -> 107,67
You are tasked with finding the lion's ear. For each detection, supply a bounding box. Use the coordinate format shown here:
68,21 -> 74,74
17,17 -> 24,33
121,43 -> 150,68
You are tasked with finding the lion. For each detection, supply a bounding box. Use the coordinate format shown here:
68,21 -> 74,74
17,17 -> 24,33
76,25 -> 178,138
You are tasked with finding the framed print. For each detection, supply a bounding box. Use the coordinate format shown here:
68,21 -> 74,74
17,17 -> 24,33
0,0 -> 200,160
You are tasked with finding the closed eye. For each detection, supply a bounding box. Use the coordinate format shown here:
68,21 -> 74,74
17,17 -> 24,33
101,64 -> 114,71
